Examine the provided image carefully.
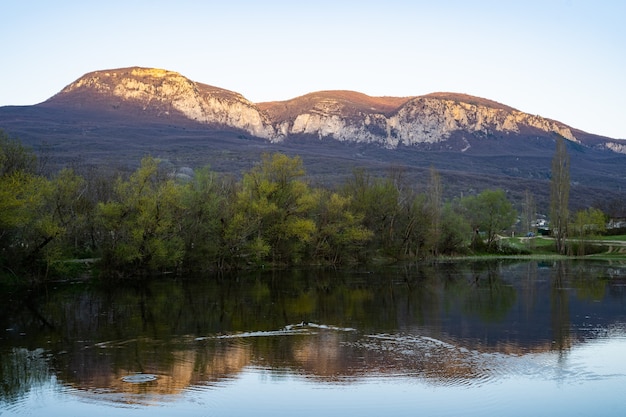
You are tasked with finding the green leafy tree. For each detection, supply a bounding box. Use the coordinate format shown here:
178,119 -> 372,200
97,157 -> 185,274
179,166 -> 227,270
311,190 -> 373,264
462,189 -> 517,249
571,207 -> 606,256
27,168 -> 96,278
0,134 -> 67,281
225,153 -> 316,266
48,169 -> 92,253
439,202 -> 472,254
0,170 -> 57,280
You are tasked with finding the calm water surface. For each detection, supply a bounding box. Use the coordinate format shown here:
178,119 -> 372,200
2,260 -> 626,416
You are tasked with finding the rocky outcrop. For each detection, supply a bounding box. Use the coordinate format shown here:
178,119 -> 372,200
47,67 -> 586,150
49,67 -> 277,140
266,94 -> 577,148
602,142 -> 626,154
388,97 -> 577,146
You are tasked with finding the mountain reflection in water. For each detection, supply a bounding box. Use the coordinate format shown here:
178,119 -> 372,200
1,260 -> 626,415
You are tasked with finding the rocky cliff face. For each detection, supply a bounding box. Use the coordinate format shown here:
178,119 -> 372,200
601,141 -> 626,154
48,67 -> 277,140
45,67 -> 583,150
265,93 -> 577,149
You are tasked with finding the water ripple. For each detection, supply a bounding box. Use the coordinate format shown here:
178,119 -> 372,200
347,333 -> 550,388
121,373 -> 158,384
347,332 -> 626,389
195,322 -> 356,341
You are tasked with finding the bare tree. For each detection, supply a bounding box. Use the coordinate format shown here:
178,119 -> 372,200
521,189 -> 537,247
427,166 -> 442,256
550,136 -> 570,255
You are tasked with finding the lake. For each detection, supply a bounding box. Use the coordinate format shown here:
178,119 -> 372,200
1,260 -> 626,416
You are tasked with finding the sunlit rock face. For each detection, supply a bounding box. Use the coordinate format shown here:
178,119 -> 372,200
267,94 -> 577,148
51,67 -> 581,150
603,142 -> 626,154
55,67 -> 278,140
389,97 -> 577,146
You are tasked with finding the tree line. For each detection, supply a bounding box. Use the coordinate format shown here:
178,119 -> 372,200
0,131 -> 608,283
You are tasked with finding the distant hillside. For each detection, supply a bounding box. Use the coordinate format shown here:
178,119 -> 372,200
257,91 -> 413,120
1,66 -> 626,214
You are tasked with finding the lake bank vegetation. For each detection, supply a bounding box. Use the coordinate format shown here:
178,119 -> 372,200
1,131 -> 623,285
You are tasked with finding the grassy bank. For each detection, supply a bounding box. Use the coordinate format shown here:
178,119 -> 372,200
492,235 -> 626,260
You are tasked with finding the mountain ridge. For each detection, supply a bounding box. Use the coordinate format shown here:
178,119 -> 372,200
37,66 -> 620,150
2,66 -> 626,213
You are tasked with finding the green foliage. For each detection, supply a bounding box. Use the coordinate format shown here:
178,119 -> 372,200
342,167 -> 471,259
571,207 -> 606,238
179,166 -> 227,270
97,157 -> 185,274
570,207 -> 607,256
0,171 -> 56,277
4,132 -> 617,284
0,134 -> 64,280
461,189 -> 517,250
568,241 -> 607,257
311,190 -> 373,264
226,153 -> 316,266
439,203 -> 472,255
47,169 -> 93,259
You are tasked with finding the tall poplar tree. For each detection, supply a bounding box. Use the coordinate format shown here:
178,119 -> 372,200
550,136 -> 570,255
426,166 -> 442,256
521,189 -> 537,249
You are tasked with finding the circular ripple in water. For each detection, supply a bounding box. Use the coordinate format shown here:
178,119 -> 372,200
121,373 -> 158,384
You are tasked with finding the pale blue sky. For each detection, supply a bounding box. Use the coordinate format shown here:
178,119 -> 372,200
1,0 -> 624,139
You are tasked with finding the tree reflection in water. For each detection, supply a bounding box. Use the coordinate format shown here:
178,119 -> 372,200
1,260 -> 626,404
